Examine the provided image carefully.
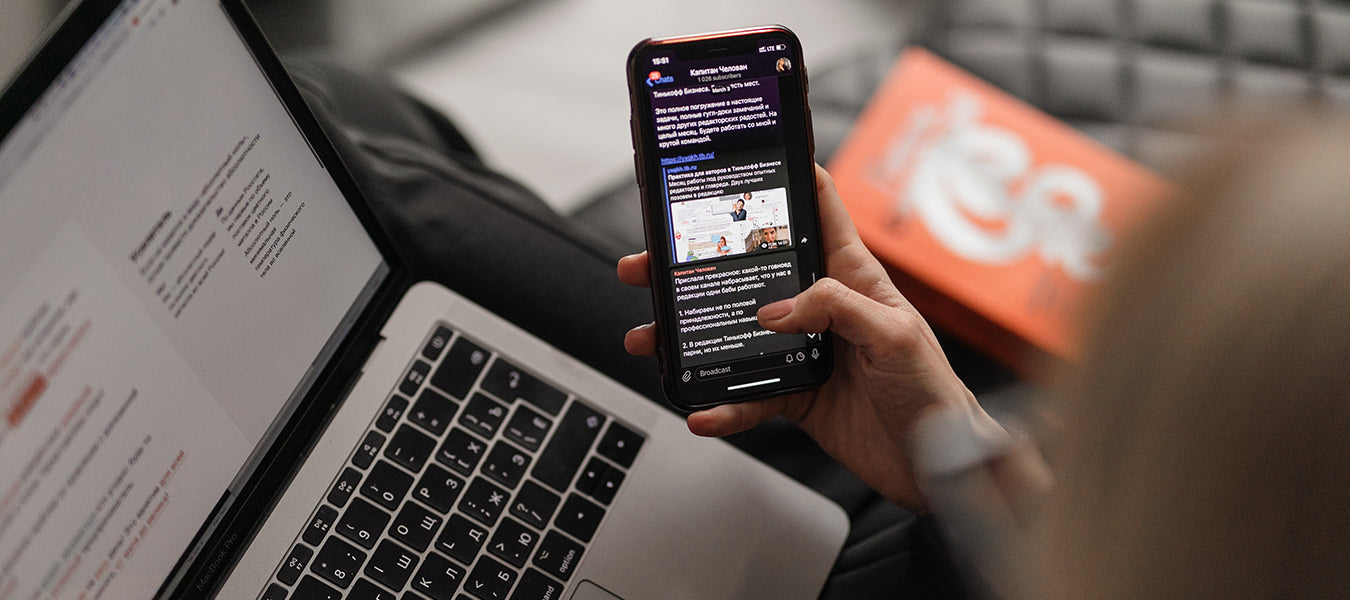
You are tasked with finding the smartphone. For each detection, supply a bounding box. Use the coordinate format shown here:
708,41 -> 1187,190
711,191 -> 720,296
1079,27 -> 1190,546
627,26 -> 833,411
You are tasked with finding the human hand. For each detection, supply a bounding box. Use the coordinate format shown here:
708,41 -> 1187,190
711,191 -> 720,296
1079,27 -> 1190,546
617,165 -> 1001,510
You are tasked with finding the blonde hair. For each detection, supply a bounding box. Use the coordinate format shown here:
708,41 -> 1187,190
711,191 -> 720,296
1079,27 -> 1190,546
1031,118 -> 1350,599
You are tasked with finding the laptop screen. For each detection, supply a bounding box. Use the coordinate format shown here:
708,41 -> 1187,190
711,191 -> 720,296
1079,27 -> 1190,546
0,0 -> 386,597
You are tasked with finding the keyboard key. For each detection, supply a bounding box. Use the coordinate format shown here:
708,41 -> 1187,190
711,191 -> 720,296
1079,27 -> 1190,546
533,531 -> 583,581
293,575 -> 342,600
431,336 -> 490,399
410,552 -> 466,600
384,424 -> 435,473
480,359 -> 567,416
592,465 -> 624,505
311,536 -> 366,589
375,395 -> 408,432
555,494 -> 605,543
363,539 -> 419,591
410,388 -> 459,436
437,428 -> 487,476
336,498 -> 390,550
531,402 -> 605,492
349,578 -> 398,600
327,467 -> 361,507
465,555 -> 516,600
574,457 -> 609,497
482,441 -> 531,489
423,325 -> 454,361
262,582 -> 288,600
400,360 -> 432,396
487,518 -> 539,568
279,543 -> 312,585
436,514 -> 489,565
352,430 -> 385,469
511,569 -> 563,600
389,501 -> 443,551
304,505 -> 339,546
596,421 -> 644,468
503,405 -> 551,452
459,393 -> 508,439
361,461 -> 413,511
459,477 -> 511,526
413,463 -> 465,514
510,481 -> 560,530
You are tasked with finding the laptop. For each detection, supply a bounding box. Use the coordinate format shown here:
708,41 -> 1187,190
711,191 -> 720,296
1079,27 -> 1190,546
0,0 -> 848,599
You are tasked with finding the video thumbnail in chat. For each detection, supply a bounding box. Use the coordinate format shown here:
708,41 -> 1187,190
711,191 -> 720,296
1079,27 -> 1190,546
671,187 -> 793,264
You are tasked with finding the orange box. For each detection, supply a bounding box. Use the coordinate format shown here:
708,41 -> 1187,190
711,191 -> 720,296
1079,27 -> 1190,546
828,48 -> 1171,375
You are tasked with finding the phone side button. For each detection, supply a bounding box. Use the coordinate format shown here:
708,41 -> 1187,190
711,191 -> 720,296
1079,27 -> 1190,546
806,106 -> 816,156
632,153 -> 644,187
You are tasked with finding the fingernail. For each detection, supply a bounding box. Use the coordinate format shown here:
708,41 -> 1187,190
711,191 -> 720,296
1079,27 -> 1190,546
759,298 -> 795,321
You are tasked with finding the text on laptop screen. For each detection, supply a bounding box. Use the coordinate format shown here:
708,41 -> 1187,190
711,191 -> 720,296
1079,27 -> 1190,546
0,0 -> 385,596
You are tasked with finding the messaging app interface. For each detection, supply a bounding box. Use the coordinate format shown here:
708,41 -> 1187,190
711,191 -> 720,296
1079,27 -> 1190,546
640,39 -> 824,383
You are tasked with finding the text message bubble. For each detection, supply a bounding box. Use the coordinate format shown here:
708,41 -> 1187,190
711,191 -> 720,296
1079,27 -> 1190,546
671,252 -> 802,365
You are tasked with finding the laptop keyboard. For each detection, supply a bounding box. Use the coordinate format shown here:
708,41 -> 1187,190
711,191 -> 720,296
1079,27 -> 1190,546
260,323 -> 646,600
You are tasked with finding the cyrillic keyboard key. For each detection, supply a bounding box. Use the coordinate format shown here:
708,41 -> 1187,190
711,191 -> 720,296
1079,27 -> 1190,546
431,337 -> 490,399
482,441 -> 531,489
531,402 -> 605,492
533,531 -> 583,582
400,360 -> 432,396
311,536 -> 365,589
555,494 -> 605,543
423,325 -> 454,361
436,514 -> 489,565
279,543 -> 312,585
459,393 -> 509,439
413,463 -> 465,514
410,388 -> 458,436
465,555 -> 516,600
389,501 -> 442,551
480,359 -> 567,416
437,428 -> 487,476
511,569 -> 563,600
360,461 -> 413,511
503,405 -> 551,452
510,481 -> 559,530
363,539 -> 419,591
459,477 -> 510,526
487,518 -> 539,568
304,505 -> 338,546
384,424 -> 435,473
596,421 -> 644,468
410,552 -> 465,600
336,497 -> 390,549
349,578 -> 397,600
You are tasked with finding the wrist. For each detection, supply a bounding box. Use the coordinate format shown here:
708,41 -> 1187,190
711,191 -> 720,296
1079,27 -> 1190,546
912,396 -> 1012,477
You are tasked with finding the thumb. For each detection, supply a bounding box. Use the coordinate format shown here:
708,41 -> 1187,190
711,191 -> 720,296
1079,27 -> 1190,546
759,277 -> 925,358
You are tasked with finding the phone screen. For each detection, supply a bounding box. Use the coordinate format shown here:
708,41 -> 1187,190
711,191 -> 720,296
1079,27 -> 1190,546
628,27 -> 832,408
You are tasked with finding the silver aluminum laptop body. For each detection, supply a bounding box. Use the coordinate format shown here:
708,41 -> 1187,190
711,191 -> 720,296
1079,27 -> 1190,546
0,0 -> 848,599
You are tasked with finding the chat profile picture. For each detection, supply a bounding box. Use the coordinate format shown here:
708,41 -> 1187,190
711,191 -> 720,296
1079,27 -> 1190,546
776,57 -> 792,73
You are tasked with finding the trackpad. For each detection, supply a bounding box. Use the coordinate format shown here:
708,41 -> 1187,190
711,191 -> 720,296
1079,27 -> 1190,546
572,580 -> 624,600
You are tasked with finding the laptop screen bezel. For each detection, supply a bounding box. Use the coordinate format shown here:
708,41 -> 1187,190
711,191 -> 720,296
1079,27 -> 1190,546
0,0 -> 415,597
